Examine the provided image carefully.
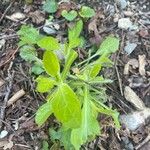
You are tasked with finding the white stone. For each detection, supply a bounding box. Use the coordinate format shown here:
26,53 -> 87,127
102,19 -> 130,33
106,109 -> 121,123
118,18 -> 132,30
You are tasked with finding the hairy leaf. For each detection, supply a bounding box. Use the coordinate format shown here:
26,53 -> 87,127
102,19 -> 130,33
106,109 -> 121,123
61,10 -> 77,21
31,62 -> 44,75
35,102 -> 53,126
19,45 -> 37,62
71,88 -> 100,150
52,83 -> 82,129
79,6 -> 95,18
68,20 -> 83,49
17,25 -> 41,45
43,50 -> 60,78
97,36 -> 120,55
37,36 -> 60,51
43,0 -> 58,13
36,76 -> 56,93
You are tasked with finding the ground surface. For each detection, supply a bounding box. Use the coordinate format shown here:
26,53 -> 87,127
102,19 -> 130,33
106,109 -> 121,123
0,0 -> 150,150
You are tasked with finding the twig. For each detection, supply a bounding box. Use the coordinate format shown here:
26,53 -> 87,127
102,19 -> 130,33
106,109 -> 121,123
0,47 -> 19,68
7,89 -> 25,107
0,34 -> 18,40
0,62 -> 14,130
135,134 -> 150,150
0,0 -> 15,23
114,33 -> 125,96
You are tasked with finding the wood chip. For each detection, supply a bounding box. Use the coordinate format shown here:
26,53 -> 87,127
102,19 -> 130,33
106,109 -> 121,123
124,86 -> 145,110
7,89 -> 25,107
0,79 -> 5,87
124,59 -> 139,75
138,55 -> 146,76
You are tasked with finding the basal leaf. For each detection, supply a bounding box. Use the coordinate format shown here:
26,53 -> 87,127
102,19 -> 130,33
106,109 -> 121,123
35,102 -> 53,126
31,62 -> 44,75
61,10 -> 77,21
52,83 -> 82,129
43,0 -> 58,13
17,25 -> 41,44
19,45 -> 37,62
36,76 -> 56,93
89,63 -> 102,78
97,36 -> 120,55
71,89 -> 100,150
79,6 -> 95,18
68,20 -> 83,43
43,50 -> 60,78
37,36 -> 60,51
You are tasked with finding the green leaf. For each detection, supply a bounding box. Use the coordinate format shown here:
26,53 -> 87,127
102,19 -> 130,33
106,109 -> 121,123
52,83 -> 81,129
43,50 -> 60,78
89,63 -> 102,78
31,62 -> 44,75
50,128 -> 74,149
36,76 -> 56,93
71,88 -> 100,150
62,50 -> 78,80
79,6 -> 95,18
68,20 -> 83,44
17,25 -> 41,45
19,45 -> 37,62
89,76 -> 112,84
37,36 -> 60,51
42,140 -> 49,150
43,0 -> 58,13
35,102 -> 53,126
97,36 -> 120,55
61,10 -> 77,21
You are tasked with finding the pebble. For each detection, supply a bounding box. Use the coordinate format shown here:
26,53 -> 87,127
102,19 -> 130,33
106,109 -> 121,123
120,109 -> 150,131
0,130 -> 8,139
43,26 -> 57,35
118,18 -> 133,30
124,41 -> 137,54
123,11 -> 134,17
115,0 -> 128,9
0,39 -> 6,50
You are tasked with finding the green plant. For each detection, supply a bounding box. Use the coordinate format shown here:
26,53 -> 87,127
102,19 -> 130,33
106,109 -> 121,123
18,19 -> 120,149
43,0 -> 58,13
61,6 -> 95,21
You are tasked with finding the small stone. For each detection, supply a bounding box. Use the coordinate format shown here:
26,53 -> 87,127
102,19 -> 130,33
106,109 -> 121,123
0,130 -> 8,139
43,26 -> 57,35
124,42 -> 137,54
118,18 -> 132,30
123,11 -> 134,17
9,12 -> 25,20
115,0 -> 127,9
0,39 -> 6,50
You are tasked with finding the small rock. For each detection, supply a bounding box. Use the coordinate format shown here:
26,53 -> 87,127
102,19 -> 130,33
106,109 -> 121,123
0,130 -> 8,139
118,18 -> 132,30
43,26 -> 57,35
123,11 -> 134,17
124,41 -> 137,54
120,109 -> 150,131
9,12 -> 25,20
0,39 -> 6,50
115,0 -> 128,9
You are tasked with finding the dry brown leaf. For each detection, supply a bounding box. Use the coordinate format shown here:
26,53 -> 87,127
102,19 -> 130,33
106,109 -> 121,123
138,55 -> 146,76
124,59 -> 139,75
29,10 -> 45,25
0,140 -> 13,149
124,86 -> 145,110
9,12 -> 25,21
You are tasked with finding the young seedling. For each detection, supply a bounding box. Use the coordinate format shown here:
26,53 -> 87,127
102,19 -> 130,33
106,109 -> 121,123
18,19 -> 120,149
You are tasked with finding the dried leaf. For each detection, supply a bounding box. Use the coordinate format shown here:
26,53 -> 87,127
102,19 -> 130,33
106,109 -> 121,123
29,10 -> 45,25
124,86 -> 145,110
124,59 -> 139,75
138,55 -> 146,76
